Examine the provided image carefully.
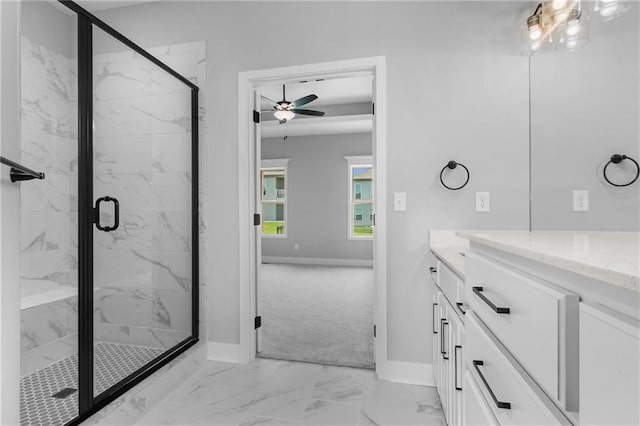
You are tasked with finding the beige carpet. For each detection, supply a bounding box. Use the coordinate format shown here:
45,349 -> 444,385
258,263 -> 374,369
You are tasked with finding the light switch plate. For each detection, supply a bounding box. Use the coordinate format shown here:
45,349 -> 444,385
573,190 -> 589,212
394,192 -> 406,211
476,192 -> 490,212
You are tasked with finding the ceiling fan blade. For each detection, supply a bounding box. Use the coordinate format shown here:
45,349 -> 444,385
293,109 -> 325,117
293,94 -> 318,108
260,95 -> 279,107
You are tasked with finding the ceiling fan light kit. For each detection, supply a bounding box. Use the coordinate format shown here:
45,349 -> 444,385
263,84 -> 325,124
523,0 -> 629,55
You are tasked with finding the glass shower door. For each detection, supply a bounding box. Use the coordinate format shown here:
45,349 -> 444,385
90,24 -> 195,397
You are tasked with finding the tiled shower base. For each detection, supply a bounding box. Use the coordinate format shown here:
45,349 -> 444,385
20,342 -> 164,426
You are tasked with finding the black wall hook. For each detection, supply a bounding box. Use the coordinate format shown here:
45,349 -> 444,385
440,160 -> 470,190
603,154 -> 639,187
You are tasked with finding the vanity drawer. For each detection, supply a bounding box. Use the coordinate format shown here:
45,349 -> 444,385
465,253 -> 578,411
465,313 -> 572,426
438,261 -> 462,308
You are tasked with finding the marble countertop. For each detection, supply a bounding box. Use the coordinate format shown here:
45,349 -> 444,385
431,246 -> 466,279
457,231 -> 640,292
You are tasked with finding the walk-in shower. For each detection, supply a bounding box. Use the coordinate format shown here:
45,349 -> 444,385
16,1 -> 199,424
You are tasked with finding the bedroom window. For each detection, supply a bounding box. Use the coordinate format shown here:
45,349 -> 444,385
345,156 -> 373,239
261,159 -> 289,237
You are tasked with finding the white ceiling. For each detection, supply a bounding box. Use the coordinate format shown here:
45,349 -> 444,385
260,75 -> 373,108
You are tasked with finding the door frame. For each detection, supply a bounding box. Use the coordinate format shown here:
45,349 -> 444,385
237,56 -> 388,374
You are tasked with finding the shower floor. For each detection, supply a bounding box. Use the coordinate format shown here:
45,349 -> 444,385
20,342 -> 164,426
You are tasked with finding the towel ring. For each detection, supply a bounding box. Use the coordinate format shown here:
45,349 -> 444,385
440,161 -> 470,191
603,154 -> 639,187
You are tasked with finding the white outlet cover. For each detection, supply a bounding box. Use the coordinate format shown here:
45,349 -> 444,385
476,192 -> 490,212
573,190 -> 589,212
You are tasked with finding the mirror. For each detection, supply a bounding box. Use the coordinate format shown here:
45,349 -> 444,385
530,1 -> 639,230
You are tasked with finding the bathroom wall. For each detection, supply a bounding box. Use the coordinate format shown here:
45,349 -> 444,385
262,132 -> 373,262
97,1 -> 532,365
530,4 -> 640,230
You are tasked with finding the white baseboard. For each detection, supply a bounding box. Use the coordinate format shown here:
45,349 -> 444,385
377,360 -> 435,387
262,256 -> 373,267
207,341 -> 243,363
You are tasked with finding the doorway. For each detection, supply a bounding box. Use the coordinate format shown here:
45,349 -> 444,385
238,57 -> 388,374
256,81 -> 375,366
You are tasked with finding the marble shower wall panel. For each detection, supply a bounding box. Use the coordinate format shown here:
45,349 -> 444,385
20,296 -> 78,353
93,41 -> 206,346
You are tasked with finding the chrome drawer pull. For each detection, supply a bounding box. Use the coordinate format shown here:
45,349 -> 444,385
456,302 -> 467,315
472,286 -> 510,314
432,303 -> 438,334
473,360 -> 511,409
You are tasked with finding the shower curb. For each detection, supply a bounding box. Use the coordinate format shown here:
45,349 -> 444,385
83,342 -> 206,426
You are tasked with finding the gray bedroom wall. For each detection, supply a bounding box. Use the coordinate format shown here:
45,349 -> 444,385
530,5 -> 640,231
261,133 -> 373,261
97,1 -> 531,364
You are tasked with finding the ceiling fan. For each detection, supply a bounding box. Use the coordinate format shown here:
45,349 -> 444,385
262,85 -> 325,123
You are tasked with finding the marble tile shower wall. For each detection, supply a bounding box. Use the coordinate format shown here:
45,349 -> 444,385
19,39 -> 207,376
19,37 -> 79,376
92,41 -> 207,350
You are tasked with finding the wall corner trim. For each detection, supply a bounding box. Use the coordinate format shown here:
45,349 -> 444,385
376,360 -> 435,387
207,341 -> 244,364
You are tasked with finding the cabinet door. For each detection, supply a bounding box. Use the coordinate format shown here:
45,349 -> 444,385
580,303 -> 640,425
438,292 -> 451,415
448,305 -> 464,426
463,369 -> 499,426
432,284 -> 441,391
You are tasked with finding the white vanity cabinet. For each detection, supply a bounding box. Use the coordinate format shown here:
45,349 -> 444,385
579,303 -> 640,426
432,262 -> 465,426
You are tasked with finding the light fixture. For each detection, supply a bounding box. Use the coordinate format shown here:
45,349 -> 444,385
564,8 -> 581,34
528,13 -> 542,40
274,110 -> 295,121
594,0 -> 630,21
552,0 -> 567,10
527,3 -> 543,43
522,0 -> 596,55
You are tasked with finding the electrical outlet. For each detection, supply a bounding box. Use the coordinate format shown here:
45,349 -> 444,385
294,243 -> 300,250
573,190 -> 589,212
476,192 -> 490,212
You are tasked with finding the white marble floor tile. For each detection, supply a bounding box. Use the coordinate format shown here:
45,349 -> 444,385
135,359 -> 445,426
169,380 -> 256,416
239,414 -> 297,426
300,399 -> 361,426
311,366 -> 366,404
246,387 -> 312,421
135,401 -> 247,425
361,379 -> 445,425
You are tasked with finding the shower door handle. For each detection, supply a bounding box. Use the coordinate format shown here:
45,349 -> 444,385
94,196 -> 119,232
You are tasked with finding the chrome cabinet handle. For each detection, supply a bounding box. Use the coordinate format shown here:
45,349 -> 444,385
454,345 -> 462,391
95,196 -> 120,232
472,286 -> 510,314
473,360 -> 511,409
456,302 -> 467,315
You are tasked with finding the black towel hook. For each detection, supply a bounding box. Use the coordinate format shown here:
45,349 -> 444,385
603,154 -> 639,187
440,161 -> 470,190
